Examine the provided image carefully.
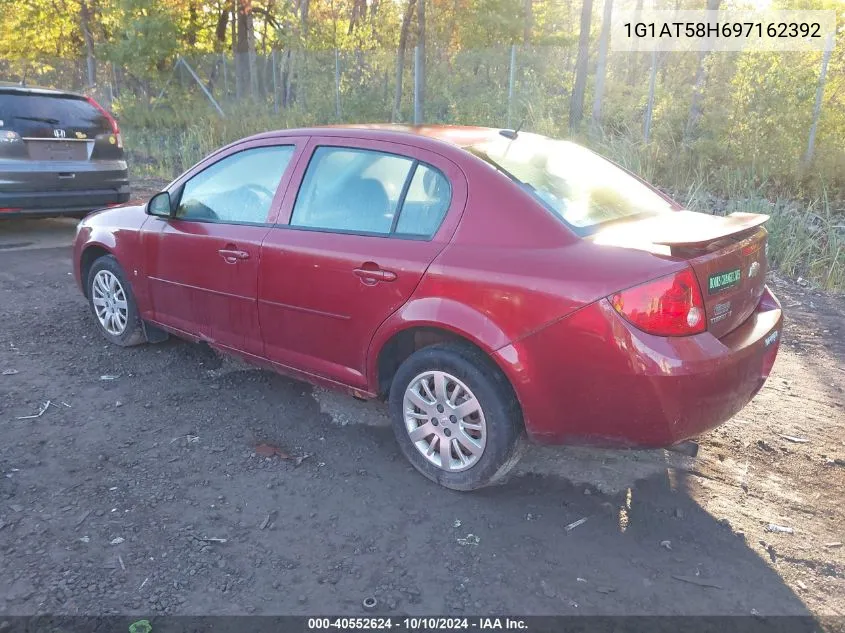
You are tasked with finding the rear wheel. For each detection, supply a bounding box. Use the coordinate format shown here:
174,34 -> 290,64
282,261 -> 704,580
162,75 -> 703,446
87,255 -> 145,347
389,343 -> 524,491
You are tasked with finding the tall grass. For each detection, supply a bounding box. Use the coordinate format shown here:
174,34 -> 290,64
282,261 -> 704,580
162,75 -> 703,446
122,102 -> 320,178
591,132 -> 844,292
120,103 -> 845,292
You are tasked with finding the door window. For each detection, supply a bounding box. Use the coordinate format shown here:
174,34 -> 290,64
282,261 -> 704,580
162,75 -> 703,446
175,145 -> 294,224
290,147 -> 414,235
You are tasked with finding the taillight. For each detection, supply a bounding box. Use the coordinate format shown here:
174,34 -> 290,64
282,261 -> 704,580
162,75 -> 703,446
0,130 -> 22,143
85,96 -> 122,148
610,268 -> 706,337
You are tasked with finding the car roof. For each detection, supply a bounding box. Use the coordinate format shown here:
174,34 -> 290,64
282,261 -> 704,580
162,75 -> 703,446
247,124 -> 507,155
0,82 -> 85,98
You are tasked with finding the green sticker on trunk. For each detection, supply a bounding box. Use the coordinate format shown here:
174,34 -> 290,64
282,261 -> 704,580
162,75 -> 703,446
708,268 -> 742,294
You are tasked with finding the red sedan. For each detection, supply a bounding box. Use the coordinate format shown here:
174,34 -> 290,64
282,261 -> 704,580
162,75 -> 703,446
73,125 -> 783,490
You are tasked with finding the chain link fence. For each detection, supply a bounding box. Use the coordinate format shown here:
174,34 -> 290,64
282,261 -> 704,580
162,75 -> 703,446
1,46 -> 838,194
0,47 -> 621,126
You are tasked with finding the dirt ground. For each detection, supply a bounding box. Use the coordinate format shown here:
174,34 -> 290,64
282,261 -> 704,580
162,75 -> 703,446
0,209 -> 843,617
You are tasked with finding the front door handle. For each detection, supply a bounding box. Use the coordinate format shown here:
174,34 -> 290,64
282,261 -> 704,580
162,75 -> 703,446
353,265 -> 397,284
218,247 -> 250,263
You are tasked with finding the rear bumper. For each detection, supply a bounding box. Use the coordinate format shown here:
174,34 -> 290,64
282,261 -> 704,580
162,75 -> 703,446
0,158 -> 129,216
495,286 -> 783,447
0,187 -> 130,217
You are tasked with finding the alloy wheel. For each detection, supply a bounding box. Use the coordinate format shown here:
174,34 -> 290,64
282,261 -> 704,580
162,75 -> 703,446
403,370 -> 487,472
91,270 -> 129,336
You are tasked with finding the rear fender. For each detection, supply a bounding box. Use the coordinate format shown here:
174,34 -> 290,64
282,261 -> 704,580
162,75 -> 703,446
366,296 -> 511,393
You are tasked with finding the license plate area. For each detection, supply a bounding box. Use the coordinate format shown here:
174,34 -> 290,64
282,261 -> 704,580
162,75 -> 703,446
26,140 -> 91,161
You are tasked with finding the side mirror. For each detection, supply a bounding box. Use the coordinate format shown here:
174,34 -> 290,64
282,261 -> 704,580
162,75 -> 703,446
147,191 -> 173,217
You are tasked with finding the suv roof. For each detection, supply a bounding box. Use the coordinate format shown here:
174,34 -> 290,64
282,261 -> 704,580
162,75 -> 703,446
0,83 -> 83,98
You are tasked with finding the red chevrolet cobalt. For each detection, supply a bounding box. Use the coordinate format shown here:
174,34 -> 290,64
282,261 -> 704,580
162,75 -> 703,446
73,126 -> 783,490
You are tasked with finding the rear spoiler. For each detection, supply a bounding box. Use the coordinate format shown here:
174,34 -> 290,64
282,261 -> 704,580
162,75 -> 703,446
651,211 -> 769,247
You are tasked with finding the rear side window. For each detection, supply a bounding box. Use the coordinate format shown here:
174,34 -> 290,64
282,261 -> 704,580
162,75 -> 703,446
291,147 -> 413,235
290,146 -> 451,238
0,92 -> 109,136
395,164 -> 451,237
175,145 -> 295,224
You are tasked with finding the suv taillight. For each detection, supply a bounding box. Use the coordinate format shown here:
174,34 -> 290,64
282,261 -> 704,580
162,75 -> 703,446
610,268 -> 705,337
0,130 -> 22,143
85,96 -> 122,148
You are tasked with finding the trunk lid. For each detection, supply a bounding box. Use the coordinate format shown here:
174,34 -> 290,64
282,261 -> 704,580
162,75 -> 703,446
592,210 -> 769,338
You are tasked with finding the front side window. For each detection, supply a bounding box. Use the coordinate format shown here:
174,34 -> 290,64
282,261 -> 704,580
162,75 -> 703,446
467,132 -> 673,230
290,146 -> 451,238
175,145 -> 295,224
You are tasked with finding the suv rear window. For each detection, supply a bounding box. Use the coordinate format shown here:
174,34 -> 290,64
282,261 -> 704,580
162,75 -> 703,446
0,92 -> 110,137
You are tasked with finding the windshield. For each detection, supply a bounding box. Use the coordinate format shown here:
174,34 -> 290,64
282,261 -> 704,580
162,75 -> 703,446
467,132 -> 674,229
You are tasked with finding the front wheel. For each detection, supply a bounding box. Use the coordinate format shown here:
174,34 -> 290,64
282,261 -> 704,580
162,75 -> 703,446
389,343 -> 525,491
87,255 -> 146,347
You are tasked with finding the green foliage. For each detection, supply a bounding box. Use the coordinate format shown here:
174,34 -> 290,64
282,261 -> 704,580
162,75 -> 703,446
0,0 -> 843,289
102,0 -> 183,75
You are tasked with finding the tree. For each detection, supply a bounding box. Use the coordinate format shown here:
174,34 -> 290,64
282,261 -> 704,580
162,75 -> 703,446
213,6 -> 230,52
626,0 -> 643,85
685,0 -> 722,139
523,0 -> 532,44
347,0 -> 367,34
234,0 -> 256,98
569,0 -> 592,130
79,0 -> 96,86
414,0 -> 425,123
591,0 -> 612,125
392,0 -> 416,122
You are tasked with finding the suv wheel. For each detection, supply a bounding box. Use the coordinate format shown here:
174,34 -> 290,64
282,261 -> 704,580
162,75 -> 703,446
87,255 -> 145,347
389,343 -> 525,491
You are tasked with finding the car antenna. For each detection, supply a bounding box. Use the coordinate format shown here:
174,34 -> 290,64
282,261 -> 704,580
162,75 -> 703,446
499,119 -> 525,140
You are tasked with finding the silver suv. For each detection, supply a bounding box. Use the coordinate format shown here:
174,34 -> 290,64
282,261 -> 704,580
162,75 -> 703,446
0,84 -> 129,218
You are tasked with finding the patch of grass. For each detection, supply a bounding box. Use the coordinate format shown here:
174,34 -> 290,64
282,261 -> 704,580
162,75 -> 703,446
589,131 -> 844,291
679,189 -> 843,292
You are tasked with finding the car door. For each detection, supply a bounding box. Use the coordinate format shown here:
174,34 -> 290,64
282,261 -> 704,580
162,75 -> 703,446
258,136 -> 467,389
142,139 -> 303,356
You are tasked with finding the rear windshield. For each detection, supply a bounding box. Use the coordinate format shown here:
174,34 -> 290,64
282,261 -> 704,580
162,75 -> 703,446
0,92 -> 109,134
467,132 -> 674,230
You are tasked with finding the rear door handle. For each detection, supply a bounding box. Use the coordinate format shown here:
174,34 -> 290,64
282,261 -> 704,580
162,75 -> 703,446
353,267 -> 397,283
218,247 -> 250,263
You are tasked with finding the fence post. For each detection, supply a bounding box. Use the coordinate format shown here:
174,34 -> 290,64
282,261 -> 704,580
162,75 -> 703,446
507,44 -> 517,129
272,49 -> 279,114
643,49 -> 657,143
805,34 -> 834,166
222,53 -> 228,100
413,45 -> 422,124
334,49 -> 341,119
111,63 -> 119,98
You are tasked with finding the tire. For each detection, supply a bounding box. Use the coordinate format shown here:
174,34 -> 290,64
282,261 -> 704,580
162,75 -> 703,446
389,343 -> 525,491
86,255 -> 146,347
